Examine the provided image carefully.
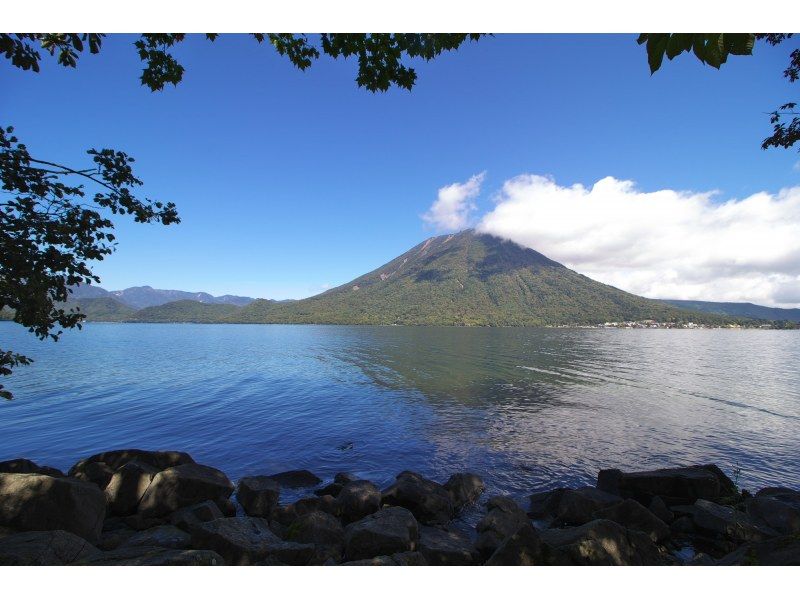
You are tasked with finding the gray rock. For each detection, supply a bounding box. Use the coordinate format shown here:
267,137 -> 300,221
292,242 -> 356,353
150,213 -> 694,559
336,480 -> 382,523
718,534 -> 800,566
344,506 -> 419,561
69,449 -> 194,477
342,551 -> 427,565
381,471 -> 454,525
648,496 -> 674,524
541,519 -> 665,565
0,530 -> 99,565
597,464 -> 737,505
285,510 -> 344,547
444,473 -> 485,510
475,495 -> 530,558
594,498 -> 671,543
418,525 -> 478,565
236,476 -> 280,518
529,486 -> 622,526
104,460 -> 158,515
746,488 -> 800,535
267,469 -> 322,488
272,495 -> 339,526
334,472 -> 359,485
692,498 -> 776,543
83,545 -> 224,565
97,527 -> 137,551
123,524 -> 191,549
72,461 -> 115,489
0,472 -> 106,542
0,458 -> 63,477
138,463 -> 234,518
190,516 -> 287,565
485,523 -> 545,565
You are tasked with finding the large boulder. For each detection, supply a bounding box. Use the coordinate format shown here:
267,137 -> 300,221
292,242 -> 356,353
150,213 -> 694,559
418,525 -> 479,565
267,469 -> 322,489
444,473 -> 485,510
344,507 -> 419,561
190,516 -> 304,565
485,523 -> 546,566
0,472 -> 106,542
342,551 -> 427,566
72,461 -> 115,489
0,530 -> 99,565
336,480 -> 382,523
271,495 -> 339,527
475,496 -> 530,558
285,511 -> 344,547
123,525 -> 191,550
594,498 -> 671,543
169,500 -> 225,532
105,460 -> 159,515
0,458 -> 63,477
382,471 -> 454,524
82,545 -> 224,566
746,488 -> 800,535
137,463 -> 234,518
69,449 -> 194,478
540,519 -> 665,565
718,534 -> 800,566
529,486 -> 622,526
236,476 -> 280,518
597,464 -> 737,505
691,499 -> 776,543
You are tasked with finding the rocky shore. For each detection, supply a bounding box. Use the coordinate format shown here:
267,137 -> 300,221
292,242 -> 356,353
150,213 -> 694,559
0,450 -> 798,565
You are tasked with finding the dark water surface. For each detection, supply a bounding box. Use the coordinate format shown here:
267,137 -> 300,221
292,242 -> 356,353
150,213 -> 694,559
1,322 -> 798,507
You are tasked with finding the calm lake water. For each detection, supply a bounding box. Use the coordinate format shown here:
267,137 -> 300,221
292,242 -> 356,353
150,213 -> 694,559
1,322 -> 798,510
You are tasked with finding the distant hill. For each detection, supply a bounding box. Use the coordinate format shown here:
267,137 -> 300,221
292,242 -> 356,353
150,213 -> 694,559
66,297 -> 137,322
127,300 -> 244,323
69,284 -> 256,309
659,299 -> 800,323
231,230 -> 736,326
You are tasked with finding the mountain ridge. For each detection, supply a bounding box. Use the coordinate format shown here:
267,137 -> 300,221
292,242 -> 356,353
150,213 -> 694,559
69,284 -> 256,309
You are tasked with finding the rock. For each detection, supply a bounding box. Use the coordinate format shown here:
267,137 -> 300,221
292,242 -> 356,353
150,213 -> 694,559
0,472 -> 106,542
72,461 -> 115,489
541,519 -> 664,565
718,534 -> 800,566
444,473 -> 485,510
170,501 -> 222,530
485,523 -> 545,565
746,488 -> 800,535
123,513 -> 167,531
344,506 -> 419,561
315,482 -> 344,497
104,460 -> 158,515
381,471 -> 454,524
418,525 -> 478,565
597,464 -> 737,505
475,496 -> 530,558
69,449 -> 194,478
342,551 -> 427,566
271,495 -> 338,526
123,524 -> 191,550
594,498 -> 671,543
264,540 -> 318,565
692,498 -> 776,543
0,530 -> 99,565
190,516 -> 287,565
285,511 -> 344,547
335,472 -> 359,485
336,480 -> 382,523
687,552 -> 716,566
267,469 -> 322,488
648,496 -> 674,524
97,527 -> 137,551
138,463 -> 234,518
529,486 -> 622,526
217,497 -> 238,517
670,515 -> 696,535
0,458 -> 63,477
236,476 -> 280,518
83,545 -> 224,565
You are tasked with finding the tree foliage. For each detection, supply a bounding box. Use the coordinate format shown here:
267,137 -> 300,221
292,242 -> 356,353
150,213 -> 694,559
0,33 -> 483,398
638,33 -> 799,152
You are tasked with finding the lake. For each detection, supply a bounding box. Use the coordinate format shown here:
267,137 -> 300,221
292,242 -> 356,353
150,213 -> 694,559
1,322 -> 798,511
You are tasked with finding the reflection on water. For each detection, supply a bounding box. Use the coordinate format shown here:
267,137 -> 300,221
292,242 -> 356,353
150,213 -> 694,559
1,323 -> 798,509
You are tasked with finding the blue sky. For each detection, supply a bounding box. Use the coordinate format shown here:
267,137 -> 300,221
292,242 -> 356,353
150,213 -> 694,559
4,34 -> 799,302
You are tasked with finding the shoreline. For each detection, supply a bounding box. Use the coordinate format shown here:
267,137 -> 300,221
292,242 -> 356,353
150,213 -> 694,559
1,450 -> 798,565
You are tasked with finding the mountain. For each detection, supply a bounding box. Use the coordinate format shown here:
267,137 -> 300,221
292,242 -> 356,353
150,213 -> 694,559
127,300 -> 243,323
231,230 -> 734,326
65,297 -> 137,322
658,299 -> 800,323
69,284 -> 256,309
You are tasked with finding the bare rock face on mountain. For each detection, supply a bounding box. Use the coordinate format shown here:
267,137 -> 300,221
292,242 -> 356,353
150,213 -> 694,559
0,473 -> 107,542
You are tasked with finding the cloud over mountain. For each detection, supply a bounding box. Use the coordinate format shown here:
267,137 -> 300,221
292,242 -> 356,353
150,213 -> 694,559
473,174 -> 800,308
422,172 -> 485,231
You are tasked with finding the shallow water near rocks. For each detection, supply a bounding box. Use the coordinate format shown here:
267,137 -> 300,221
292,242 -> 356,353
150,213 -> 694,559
1,323 -> 798,523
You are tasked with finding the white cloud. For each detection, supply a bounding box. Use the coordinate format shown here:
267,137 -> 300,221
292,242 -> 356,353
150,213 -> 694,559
422,172 -> 485,231
477,175 -> 800,308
